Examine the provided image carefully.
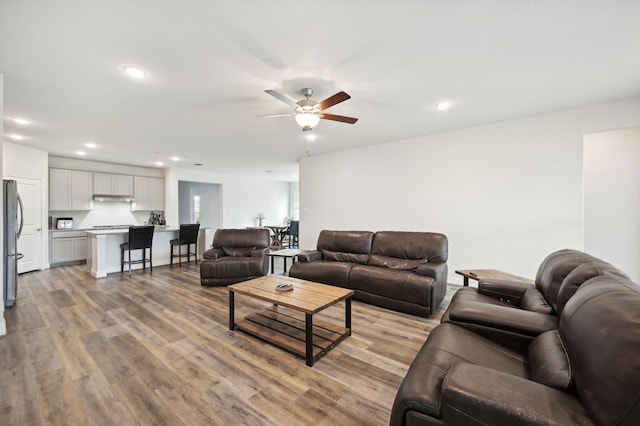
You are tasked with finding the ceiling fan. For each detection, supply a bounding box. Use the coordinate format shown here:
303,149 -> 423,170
258,88 -> 358,131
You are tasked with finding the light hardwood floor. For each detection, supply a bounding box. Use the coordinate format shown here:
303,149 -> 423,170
1,261 -> 458,425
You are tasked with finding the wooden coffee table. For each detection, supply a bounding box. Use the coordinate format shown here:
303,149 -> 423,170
455,269 -> 534,287
228,276 -> 354,367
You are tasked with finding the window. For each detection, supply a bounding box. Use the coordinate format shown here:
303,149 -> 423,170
193,195 -> 200,223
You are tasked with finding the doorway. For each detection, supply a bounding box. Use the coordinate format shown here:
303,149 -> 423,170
583,127 -> 640,281
178,181 -> 222,230
14,177 -> 43,273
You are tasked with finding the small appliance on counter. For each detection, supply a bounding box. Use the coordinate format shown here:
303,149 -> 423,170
56,217 -> 74,229
148,211 -> 165,225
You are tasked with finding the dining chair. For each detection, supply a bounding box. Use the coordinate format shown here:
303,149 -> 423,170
120,225 -> 155,275
284,220 -> 299,248
170,223 -> 201,266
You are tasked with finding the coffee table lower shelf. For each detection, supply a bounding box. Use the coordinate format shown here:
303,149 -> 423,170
235,306 -> 350,366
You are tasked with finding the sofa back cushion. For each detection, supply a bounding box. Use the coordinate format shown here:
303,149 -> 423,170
370,231 -> 448,266
534,249 -> 600,314
213,228 -> 270,250
559,275 -> 640,426
317,230 -> 374,265
555,260 -> 627,315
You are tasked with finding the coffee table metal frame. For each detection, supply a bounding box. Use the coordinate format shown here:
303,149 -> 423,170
228,276 -> 353,367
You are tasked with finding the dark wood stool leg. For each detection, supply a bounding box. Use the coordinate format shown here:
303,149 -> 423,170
121,247 -> 124,273
149,247 -> 152,271
170,244 -> 174,266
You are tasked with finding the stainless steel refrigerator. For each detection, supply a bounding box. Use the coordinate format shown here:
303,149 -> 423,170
3,179 -> 24,307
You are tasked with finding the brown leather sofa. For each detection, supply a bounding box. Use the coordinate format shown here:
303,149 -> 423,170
199,228 -> 270,286
441,249 -> 627,351
288,230 -> 448,317
390,272 -> 640,425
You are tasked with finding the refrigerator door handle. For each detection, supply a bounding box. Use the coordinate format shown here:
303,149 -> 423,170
17,192 -> 24,239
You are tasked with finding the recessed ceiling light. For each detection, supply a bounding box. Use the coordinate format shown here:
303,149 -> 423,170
85,142 -> 97,148
122,65 -> 147,79
12,117 -> 30,125
155,162 -> 164,166
8,134 -> 24,140
194,163 -> 203,166
306,134 -> 317,141
265,170 -> 273,173
435,101 -> 452,110
171,156 -> 180,162
76,151 -> 86,156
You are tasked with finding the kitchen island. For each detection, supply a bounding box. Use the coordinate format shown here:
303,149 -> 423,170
86,227 -> 211,278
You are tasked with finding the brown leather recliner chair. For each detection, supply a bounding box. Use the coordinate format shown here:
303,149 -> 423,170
199,228 -> 270,286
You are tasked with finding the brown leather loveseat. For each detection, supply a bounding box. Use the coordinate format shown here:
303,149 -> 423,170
289,230 -> 448,317
441,249 -> 627,350
391,258 -> 640,425
199,228 -> 270,286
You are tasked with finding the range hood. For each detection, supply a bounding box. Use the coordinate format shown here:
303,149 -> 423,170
93,194 -> 135,202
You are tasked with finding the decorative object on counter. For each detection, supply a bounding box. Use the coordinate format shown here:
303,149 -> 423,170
120,225 -> 155,275
148,211 -> 164,225
256,212 -> 265,227
170,223 -> 201,267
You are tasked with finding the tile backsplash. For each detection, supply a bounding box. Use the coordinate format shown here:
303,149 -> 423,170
50,202 -> 160,229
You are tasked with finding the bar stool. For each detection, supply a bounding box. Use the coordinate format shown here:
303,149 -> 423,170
170,223 -> 200,266
120,225 -> 155,275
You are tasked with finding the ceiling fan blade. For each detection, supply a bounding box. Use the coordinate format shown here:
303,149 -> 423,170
320,113 -> 358,124
318,91 -> 351,111
265,90 -> 298,108
257,113 -> 294,118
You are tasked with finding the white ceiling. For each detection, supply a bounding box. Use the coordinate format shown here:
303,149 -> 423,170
1,1 -> 639,181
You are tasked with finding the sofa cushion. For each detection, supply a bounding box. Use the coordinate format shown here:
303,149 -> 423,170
288,260 -> 356,288
223,247 -> 254,257
528,330 -> 572,390
316,230 -> 373,261
213,228 -> 270,249
201,256 -> 265,278
349,265 -> 435,306
520,287 -> 552,314
368,254 -> 427,270
534,249 -> 599,313
322,249 -> 369,265
371,231 -> 448,262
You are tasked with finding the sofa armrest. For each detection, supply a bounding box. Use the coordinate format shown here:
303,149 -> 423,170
447,301 -> 558,337
203,248 -> 224,259
478,278 -> 532,305
415,262 -> 447,282
298,250 -> 322,262
442,363 -> 593,426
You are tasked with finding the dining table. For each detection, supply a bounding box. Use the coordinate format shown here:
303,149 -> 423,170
265,225 -> 289,248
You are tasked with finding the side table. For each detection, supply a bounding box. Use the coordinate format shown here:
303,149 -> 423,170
266,248 -> 301,274
455,269 -> 534,287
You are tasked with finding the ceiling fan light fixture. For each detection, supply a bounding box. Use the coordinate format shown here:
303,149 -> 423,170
295,112 -> 320,130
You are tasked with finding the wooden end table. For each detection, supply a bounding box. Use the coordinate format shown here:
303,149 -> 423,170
455,269 -> 534,287
228,276 -> 353,367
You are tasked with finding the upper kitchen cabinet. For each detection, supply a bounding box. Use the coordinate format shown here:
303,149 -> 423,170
94,173 -> 134,195
132,176 -> 165,211
49,169 -> 93,211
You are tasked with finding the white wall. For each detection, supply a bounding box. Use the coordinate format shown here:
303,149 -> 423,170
166,168 -> 290,231
584,127 -> 640,281
1,74 -> 5,336
300,96 -> 640,284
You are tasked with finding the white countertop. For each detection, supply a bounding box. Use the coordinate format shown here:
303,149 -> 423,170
85,227 -> 179,235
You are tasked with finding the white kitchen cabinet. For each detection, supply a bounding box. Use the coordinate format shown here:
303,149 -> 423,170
133,176 -> 165,211
93,173 -> 133,195
49,169 -> 92,211
50,231 -> 88,265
